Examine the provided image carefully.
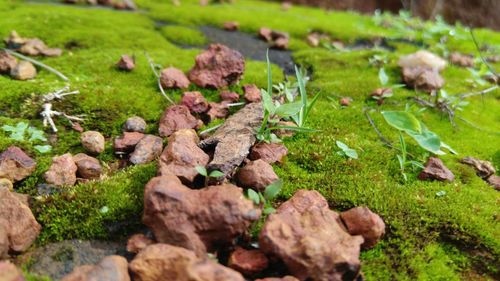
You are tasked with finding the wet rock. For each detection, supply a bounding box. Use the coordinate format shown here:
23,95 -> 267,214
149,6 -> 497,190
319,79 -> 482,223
340,97 -> 351,106
130,135 -> 163,165
4,31 -> 62,57
73,153 -> 102,180
126,234 -> 154,254
449,52 -> 474,67
205,102 -> 229,122
61,255 -> 130,281
258,28 -> 289,50
460,156 -> 495,179
129,244 -> 245,281
143,175 -> 261,256
114,132 -> 144,153
398,50 -> 446,71
220,90 -> 240,102
44,153 -> 78,186
181,91 -> 209,114
250,143 -> 288,164
158,129 -> 209,184
0,187 -> 41,253
81,131 -> 105,155
223,21 -> 240,31
158,105 -> 200,137
256,277 -> 299,281
0,261 -> 25,281
10,61 -> 36,80
418,157 -> 454,182
243,84 -> 261,102
401,66 -> 444,93
188,44 -> 245,89
236,160 -> 279,192
0,50 -> 17,74
159,67 -> 190,89
200,102 -> 263,177
228,247 -> 269,276
487,175 -> 500,191
123,116 -> 146,133
0,146 -> 36,182
116,55 -> 135,71
340,207 -> 385,249
259,190 -> 363,281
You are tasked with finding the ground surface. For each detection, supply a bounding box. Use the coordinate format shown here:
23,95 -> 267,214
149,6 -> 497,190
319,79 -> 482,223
0,0 -> 499,280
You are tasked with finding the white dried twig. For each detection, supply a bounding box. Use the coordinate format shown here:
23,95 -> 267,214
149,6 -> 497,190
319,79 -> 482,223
41,103 -> 85,132
42,86 -> 80,102
144,52 -> 175,104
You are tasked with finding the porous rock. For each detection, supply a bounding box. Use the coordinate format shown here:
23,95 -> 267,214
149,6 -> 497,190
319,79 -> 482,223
236,159 -> 279,192
158,129 -> 209,184
259,190 -> 363,281
188,44 -> 245,89
205,102 -> 229,122
200,102 -> 263,177
418,157 -> 454,182
223,21 -> 240,31
116,55 -> 135,71
228,247 -> 269,276
123,116 -> 146,133
126,234 -> 154,254
220,90 -> 240,102
44,153 -> 78,186
250,143 -> 288,164
340,207 -> 385,249
158,105 -> 200,137
10,61 -> 36,80
129,244 -> 245,281
181,91 -> 209,114
487,175 -> 500,191
81,131 -> 105,155
159,67 -> 190,89
0,146 -> 36,182
61,255 -> 130,281
143,175 -> 261,256
130,135 -> 163,165
114,132 -> 144,153
73,153 -> 102,180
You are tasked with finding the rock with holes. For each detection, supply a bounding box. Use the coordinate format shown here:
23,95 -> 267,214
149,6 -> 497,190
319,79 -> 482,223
228,247 -> 269,276
259,190 -> 363,281
81,131 -> 105,155
61,255 -> 130,281
460,156 -> 495,179
188,44 -> 245,89
223,21 -> 240,31
250,143 -> 288,164
158,105 -> 201,137
143,175 -> 260,256
44,153 -> 78,186
129,244 -> 245,281
160,67 -> 190,89
220,90 -> 240,102
73,153 -> 102,180
181,91 -> 209,114
204,102 -> 230,123
236,160 -> 279,192
10,61 -> 36,80
130,135 -> 163,165
158,129 -> 209,184
340,207 -> 385,249
0,146 -> 36,183
418,157 -> 454,182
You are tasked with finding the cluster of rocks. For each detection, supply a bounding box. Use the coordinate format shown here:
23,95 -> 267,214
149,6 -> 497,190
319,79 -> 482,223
460,156 -> 500,190
63,0 -> 137,10
258,28 -> 290,50
305,31 -> 344,50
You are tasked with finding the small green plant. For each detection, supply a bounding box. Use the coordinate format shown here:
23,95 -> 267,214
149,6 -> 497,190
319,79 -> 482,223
195,165 -> 225,186
335,141 -> 358,159
1,122 -> 52,153
246,179 -> 283,215
396,132 -> 424,182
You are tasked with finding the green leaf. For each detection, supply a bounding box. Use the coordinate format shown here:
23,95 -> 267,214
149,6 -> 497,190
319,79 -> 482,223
336,141 -> 358,159
266,49 -> 272,99
34,145 -> 52,154
1,125 -> 17,132
269,126 -> 319,133
261,89 -> 276,115
440,142 -> 457,155
10,132 -> 25,141
195,166 -> 207,177
208,170 -> 224,178
28,127 -> 47,142
295,65 -> 307,126
274,101 -> 303,118
305,92 -> 321,122
382,111 -> 422,133
247,189 -> 260,205
263,207 -> 276,215
264,179 -> 283,200
336,140 -> 349,151
406,125 -> 441,154
379,67 -> 389,86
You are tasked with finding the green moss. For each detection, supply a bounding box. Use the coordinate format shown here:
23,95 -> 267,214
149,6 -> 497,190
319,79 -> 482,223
159,25 -> 207,46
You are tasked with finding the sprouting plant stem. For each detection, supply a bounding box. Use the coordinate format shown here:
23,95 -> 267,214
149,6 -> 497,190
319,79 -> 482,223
2,48 -> 69,81
144,51 -> 175,104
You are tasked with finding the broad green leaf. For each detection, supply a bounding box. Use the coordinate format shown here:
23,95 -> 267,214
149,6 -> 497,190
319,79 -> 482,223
379,67 -> 389,86
34,145 -> 52,154
28,127 -> 47,142
10,132 -> 25,141
195,166 -> 208,177
247,189 -> 260,205
274,101 -> 303,118
406,126 -> 441,154
382,111 -> 422,133
264,179 -> 283,200
208,170 -> 224,178
1,125 -> 17,132
440,142 -> 457,155
344,148 -> 358,159
336,141 -> 349,151
261,89 -> 276,115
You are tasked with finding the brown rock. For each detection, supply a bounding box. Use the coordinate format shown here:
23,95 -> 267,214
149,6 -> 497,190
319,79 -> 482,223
126,234 -> 154,254
0,146 -> 36,182
0,222 -> 8,259
236,160 -> 279,192
158,129 -> 209,184
258,28 -> 273,42
0,187 -> 41,253
449,52 -> 474,68
158,105 -> 200,137
401,66 -> 444,93
5,31 -> 61,57
116,55 -> 135,71
418,157 -> 454,182
274,121 -> 297,138
0,261 -> 25,281
44,153 -> 78,186
0,51 -> 17,74
340,97 -> 351,106
130,135 -> 163,165
114,132 -> 144,153
273,36 -> 289,50
200,102 -> 263,177
129,244 -> 245,281
159,67 -> 190,89
81,131 -> 105,155
0,178 -> 13,191
460,156 -> 496,179
188,44 -> 245,89
258,28 -> 289,49
398,50 -> 446,71
143,175 -> 261,256
228,247 -> 268,276
181,91 -> 209,114
123,116 -> 146,133
223,21 -> 240,31
256,277 -> 299,281
220,90 -> 240,102
205,102 -> 229,122
73,153 -> 102,180
259,190 -> 363,281
281,1 -> 292,11
486,175 -> 500,190
61,255 -> 130,281
243,84 -> 261,102
10,61 -> 36,80
340,207 -> 385,249
250,143 -> 288,164
305,32 -> 330,47
370,87 -> 393,105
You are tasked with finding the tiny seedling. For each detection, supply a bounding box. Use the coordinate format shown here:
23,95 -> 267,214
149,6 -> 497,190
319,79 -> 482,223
195,165 -> 225,186
396,132 -> 424,182
246,179 -> 283,215
1,122 -> 52,153
336,141 -> 358,159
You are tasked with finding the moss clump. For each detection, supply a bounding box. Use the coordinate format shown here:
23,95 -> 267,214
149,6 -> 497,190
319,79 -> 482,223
159,25 -> 207,46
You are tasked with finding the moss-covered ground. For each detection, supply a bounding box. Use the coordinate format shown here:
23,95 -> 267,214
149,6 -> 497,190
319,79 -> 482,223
1,0 -> 499,280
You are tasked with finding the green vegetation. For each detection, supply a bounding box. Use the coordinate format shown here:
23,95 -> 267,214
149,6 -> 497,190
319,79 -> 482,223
159,25 -> 207,46
0,0 -> 499,280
